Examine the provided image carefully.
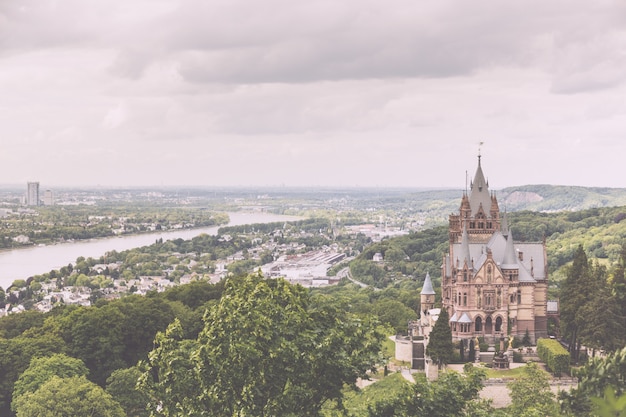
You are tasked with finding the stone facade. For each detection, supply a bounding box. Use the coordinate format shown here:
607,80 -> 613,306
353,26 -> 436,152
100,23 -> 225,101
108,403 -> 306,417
441,156 -> 548,344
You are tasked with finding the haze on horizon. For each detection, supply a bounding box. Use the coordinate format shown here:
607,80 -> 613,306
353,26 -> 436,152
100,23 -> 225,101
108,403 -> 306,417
2,1 -> 626,189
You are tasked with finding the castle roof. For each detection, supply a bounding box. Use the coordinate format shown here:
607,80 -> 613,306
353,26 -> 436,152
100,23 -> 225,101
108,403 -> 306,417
421,272 -> 436,295
458,224 -> 471,268
458,312 -> 472,324
501,229 -> 519,270
452,231 -> 545,281
469,156 -> 493,217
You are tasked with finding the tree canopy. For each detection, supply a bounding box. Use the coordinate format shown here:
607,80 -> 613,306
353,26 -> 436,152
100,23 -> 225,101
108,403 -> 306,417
11,354 -> 89,411
12,376 -> 124,417
140,273 -> 385,416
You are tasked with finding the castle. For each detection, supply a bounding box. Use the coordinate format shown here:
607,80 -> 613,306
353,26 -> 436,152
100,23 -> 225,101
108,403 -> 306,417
435,155 -> 548,344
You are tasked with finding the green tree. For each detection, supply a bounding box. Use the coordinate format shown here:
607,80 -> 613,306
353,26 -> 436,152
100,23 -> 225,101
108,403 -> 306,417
364,364 -> 489,417
578,267 -> 625,354
507,362 -> 558,417
560,245 -> 594,362
590,387 -> 626,417
106,367 -> 150,417
12,376 -> 124,417
56,304 -> 126,385
371,299 -> 417,333
12,354 -> 88,411
560,347 -> 626,416
140,273 -> 384,417
0,334 -> 67,415
426,307 -> 454,369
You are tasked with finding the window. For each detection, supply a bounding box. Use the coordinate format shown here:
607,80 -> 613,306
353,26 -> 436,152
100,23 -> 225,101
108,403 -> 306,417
517,290 -> 521,304
495,316 -> 503,332
475,316 -> 482,332
463,271 -> 468,282
463,293 -> 467,306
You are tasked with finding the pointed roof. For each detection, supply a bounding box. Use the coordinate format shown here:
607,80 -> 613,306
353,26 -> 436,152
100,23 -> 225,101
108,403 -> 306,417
501,229 -> 519,270
469,155 -> 493,217
421,272 -> 435,295
449,311 -> 459,322
459,224 -> 471,267
458,313 -> 473,323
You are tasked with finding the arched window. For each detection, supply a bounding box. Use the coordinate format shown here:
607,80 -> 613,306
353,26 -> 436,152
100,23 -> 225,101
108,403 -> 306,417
495,316 -> 503,332
517,290 -> 521,304
497,289 -> 501,309
477,289 -> 482,308
463,293 -> 467,306
487,265 -> 492,282
463,271 -> 468,281
475,316 -> 482,332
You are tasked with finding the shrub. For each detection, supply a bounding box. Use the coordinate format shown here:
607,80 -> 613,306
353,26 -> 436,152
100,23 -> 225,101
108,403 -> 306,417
478,337 -> 489,353
537,338 -> 570,376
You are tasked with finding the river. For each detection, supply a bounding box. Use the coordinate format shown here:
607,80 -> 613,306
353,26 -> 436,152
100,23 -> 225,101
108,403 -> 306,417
0,212 -> 300,290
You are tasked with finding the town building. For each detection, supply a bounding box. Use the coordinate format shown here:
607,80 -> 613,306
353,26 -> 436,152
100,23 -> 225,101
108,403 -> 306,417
26,182 -> 40,206
442,156 -> 548,344
42,189 -> 54,205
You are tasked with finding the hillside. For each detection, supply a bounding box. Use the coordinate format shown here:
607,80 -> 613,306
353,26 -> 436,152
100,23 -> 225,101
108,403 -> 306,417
499,185 -> 626,212
405,185 -> 626,218
349,204 -> 626,291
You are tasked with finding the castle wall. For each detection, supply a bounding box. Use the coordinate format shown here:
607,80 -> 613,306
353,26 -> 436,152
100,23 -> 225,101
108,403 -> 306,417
394,336 -> 413,363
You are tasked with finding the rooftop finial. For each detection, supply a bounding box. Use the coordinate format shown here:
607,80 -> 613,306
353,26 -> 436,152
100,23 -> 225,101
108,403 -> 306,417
478,141 -> 484,163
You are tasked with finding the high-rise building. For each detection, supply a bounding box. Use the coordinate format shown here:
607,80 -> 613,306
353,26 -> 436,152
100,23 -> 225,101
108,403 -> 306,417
27,182 -> 40,206
42,189 -> 54,206
441,156 -> 548,344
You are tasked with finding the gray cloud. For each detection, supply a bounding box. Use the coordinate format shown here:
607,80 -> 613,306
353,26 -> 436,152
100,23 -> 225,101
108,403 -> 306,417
2,0 -> 626,187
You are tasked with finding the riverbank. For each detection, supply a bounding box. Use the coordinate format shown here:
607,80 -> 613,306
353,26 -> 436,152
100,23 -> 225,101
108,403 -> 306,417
0,212 -> 302,289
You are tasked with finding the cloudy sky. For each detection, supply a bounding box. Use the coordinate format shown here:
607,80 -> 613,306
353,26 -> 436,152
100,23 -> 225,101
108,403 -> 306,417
1,1 -> 625,189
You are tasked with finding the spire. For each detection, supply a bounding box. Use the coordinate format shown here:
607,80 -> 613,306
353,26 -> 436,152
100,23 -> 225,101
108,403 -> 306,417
501,210 -> 509,236
421,271 -> 436,295
502,228 -> 519,269
469,155 -> 492,217
459,224 -> 471,267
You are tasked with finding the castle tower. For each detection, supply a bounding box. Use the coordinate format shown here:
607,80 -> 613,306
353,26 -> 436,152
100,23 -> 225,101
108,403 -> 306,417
420,272 -> 436,318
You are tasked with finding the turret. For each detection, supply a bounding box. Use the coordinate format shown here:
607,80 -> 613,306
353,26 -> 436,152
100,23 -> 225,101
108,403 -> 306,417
420,272 -> 436,317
